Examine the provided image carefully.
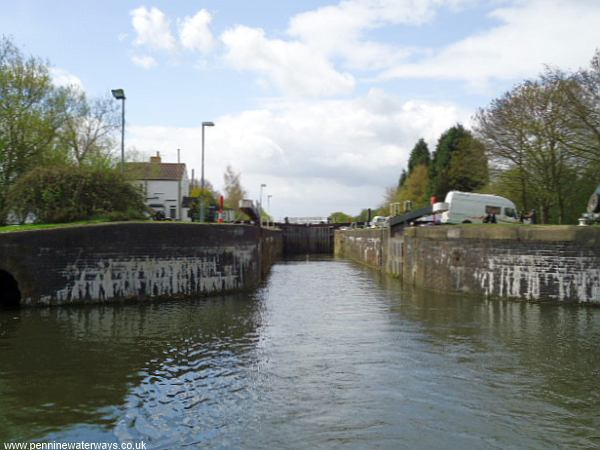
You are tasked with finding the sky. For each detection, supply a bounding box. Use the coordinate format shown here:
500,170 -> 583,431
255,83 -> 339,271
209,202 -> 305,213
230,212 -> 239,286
2,0 -> 600,220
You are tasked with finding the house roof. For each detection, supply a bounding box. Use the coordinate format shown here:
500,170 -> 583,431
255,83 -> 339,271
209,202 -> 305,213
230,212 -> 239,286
126,162 -> 187,181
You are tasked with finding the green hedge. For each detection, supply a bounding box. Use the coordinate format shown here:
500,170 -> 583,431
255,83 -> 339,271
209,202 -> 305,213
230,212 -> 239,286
6,166 -> 147,224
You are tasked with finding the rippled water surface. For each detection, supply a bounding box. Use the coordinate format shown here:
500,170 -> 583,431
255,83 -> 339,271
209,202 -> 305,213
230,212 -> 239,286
1,257 -> 600,449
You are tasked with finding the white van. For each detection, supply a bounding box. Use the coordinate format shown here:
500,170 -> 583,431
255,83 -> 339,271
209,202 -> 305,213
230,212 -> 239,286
433,191 -> 518,224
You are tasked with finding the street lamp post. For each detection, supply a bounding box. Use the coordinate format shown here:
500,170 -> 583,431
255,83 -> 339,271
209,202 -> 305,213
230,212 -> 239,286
111,89 -> 126,173
267,194 -> 272,227
259,183 -> 266,227
200,121 -> 215,222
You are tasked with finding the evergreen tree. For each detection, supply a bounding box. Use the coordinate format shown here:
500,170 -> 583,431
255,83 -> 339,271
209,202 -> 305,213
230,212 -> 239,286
398,139 -> 430,189
398,169 -> 407,188
447,135 -> 488,192
429,124 -> 472,199
408,138 -> 431,173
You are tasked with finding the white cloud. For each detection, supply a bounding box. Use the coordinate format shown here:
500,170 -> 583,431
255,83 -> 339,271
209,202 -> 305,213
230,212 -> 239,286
287,0 -> 467,70
218,0 -> 470,95
179,9 -> 215,54
127,90 -> 468,218
221,25 -> 355,97
122,1 -> 470,96
380,0 -> 600,88
131,55 -> 158,69
50,68 -> 84,90
130,6 -> 177,51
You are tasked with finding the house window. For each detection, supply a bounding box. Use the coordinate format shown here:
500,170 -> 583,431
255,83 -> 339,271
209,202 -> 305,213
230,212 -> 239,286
170,207 -> 177,219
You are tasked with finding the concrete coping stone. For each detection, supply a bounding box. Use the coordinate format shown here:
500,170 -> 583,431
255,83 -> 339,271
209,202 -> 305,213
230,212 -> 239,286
0,221 -> 259,235
403,225 -> 600,245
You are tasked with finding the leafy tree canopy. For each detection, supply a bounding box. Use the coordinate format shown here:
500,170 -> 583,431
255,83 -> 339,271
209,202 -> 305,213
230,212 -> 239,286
475,75 -> 592,224
0,36 -> 122,224
0,36 -> 70,221
328,211 -> 353,223
393,164 -> 430,209
7,166 -> 146,224
223,165 -> 247,220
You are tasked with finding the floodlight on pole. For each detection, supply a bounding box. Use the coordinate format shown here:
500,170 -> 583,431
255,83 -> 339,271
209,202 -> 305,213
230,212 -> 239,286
111,89 -> 126,173
200,121 -> 215,222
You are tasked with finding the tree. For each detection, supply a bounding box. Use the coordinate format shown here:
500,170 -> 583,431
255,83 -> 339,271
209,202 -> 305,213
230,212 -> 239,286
542,51 -> 600,168
0,36 -> 70,223
474,87 -> 532,210
398,139 -> 430,190
223,165 -> 247,220
7,166 -> 146,223
447,135 -> 488,193
408,138 -> 431,173
354,209 -> 371,222
475,79 -> 586,223
188,180 -> 219,221
59,92 -> 119,167
387,132 -> 483,214
398,169 -> 407,189
329,211 -> 353,223
429,124 -> 476,199
394,164 -> 430,208
190,180 -> 218,203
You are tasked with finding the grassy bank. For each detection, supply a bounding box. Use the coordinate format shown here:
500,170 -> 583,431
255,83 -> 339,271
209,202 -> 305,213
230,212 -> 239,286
0,219 -> 115,233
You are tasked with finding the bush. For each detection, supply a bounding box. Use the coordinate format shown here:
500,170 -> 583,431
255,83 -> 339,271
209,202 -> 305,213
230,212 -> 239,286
6,166 -> 147,224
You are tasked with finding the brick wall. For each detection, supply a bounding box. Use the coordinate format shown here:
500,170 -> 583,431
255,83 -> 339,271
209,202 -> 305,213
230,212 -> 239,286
0,223 -> 282,306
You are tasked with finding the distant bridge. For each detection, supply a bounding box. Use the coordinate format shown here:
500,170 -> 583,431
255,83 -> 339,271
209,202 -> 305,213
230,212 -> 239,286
284,217 -> 329,225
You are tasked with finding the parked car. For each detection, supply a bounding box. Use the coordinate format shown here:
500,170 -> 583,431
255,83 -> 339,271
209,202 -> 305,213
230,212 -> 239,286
434,191 -> 519,224
370,216 -> 389,227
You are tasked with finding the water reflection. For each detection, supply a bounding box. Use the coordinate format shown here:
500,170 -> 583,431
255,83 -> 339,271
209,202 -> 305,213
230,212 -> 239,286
0,257 -> 599,449
0,295 -> 264,443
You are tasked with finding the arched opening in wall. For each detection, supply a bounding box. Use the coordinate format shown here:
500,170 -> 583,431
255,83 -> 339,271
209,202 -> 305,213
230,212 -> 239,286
0,269 -> 21,308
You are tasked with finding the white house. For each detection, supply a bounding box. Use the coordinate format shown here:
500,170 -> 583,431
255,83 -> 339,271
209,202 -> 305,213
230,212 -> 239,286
126,152 -> 191,221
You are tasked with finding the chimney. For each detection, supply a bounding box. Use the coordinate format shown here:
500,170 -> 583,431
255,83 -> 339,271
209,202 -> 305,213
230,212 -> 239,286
150,151 -> 161,164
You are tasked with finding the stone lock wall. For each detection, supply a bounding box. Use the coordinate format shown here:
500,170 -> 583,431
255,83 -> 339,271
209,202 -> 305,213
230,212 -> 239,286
336,225 -> 600,304
334,228 -> 385,268
334,228 -> 404,277
402,226 -> 600,303
0,223 -> 282,306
